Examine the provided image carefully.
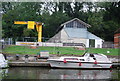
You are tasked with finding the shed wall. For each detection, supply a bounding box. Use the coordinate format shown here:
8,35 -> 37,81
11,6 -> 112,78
114,33 -> 120,48
95,39 -> 103,48
47,18 -> 103,48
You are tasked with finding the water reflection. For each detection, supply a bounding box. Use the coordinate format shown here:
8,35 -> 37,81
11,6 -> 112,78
40,69 -> 112,79
0,69 -> 8,80
1,67 -> 119,79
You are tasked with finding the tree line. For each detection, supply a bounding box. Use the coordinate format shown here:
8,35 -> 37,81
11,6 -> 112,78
2,2 -> 120,42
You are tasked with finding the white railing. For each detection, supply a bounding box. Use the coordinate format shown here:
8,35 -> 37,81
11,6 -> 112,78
16,42 -> 63,47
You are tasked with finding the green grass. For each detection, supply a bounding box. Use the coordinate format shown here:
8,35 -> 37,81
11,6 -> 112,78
2,45 -> 119,56
87,48 -> 119,56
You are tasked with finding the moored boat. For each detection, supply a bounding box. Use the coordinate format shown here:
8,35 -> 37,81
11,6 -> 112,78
47,53 -> 112,69
0,54 -> 8,69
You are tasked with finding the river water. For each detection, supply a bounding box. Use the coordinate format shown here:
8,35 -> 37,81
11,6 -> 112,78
0,67 -> 119,80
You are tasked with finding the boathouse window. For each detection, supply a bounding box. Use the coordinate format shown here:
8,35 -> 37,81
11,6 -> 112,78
64,58 -> 78,60
66,22 -> 74,28
74,20 -> 78,28
66,20 -> 86,28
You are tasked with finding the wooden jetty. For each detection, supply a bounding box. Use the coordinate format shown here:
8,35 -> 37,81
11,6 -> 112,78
8,62 -> 50,67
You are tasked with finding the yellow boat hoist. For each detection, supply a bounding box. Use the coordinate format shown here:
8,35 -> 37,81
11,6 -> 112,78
14,21 -> 43,42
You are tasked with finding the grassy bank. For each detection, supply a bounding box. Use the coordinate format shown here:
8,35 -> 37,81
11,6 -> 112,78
2,45 -> 119,56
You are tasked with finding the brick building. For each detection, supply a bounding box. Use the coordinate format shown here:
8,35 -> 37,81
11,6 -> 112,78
114,28 -> 120,48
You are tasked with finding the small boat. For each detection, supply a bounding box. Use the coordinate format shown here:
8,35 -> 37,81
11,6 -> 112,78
47,53 -> 112,69
0,54 -> 8,69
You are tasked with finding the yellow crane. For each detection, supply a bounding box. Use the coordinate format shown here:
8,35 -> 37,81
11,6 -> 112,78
14,21 -> 43,42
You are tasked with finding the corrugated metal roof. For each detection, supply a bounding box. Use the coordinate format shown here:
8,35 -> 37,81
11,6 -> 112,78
64,28 -> 88,38
87,32 -> 102,40
64,28 -> 102,40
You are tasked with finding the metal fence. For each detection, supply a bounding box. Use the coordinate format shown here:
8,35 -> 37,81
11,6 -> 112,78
102,42 -> 114,48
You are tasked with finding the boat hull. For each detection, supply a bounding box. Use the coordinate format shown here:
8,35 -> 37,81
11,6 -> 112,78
48,60 -> 112,69
0,61 -> 8,69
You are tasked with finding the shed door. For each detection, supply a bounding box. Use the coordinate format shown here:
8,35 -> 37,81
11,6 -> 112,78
89,39 -> 95,48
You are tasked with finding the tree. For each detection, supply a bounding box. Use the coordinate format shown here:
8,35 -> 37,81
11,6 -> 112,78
103,2 -> 120,25
88,2 -> 120,41
2,2 -> 42,38
2,2 -> 120,42
42,11 -> 71,38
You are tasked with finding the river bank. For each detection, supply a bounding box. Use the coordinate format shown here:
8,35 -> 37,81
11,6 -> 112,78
3,45 -> 119,56
3,53 -> 119,63
8,61 -> 120,69
2,53 -> 118,69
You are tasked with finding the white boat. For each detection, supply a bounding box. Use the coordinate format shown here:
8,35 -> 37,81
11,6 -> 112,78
0,54 -> 8,69
47,53 -> 112,69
